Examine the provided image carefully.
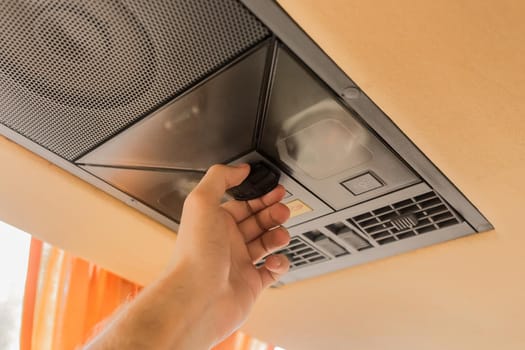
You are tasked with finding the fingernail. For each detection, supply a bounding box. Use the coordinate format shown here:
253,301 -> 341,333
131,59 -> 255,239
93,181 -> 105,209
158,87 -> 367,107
233,163 -> 249,168
271,256 -> 282,268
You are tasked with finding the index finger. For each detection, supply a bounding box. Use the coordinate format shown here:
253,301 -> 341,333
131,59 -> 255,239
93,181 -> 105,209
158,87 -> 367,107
221,184 -> 287,223
191,164 -> 250,204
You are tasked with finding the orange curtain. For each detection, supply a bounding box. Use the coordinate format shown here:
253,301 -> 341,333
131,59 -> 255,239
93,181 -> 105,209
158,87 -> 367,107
21,238 -> 275,350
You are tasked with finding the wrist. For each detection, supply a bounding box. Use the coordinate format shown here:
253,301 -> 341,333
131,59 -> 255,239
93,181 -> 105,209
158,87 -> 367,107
156,260 -> 219,349
86,260 -> 218,350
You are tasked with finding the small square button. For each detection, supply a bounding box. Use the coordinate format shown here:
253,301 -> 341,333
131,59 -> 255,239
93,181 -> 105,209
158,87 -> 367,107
285,199 -> 312,218
342,172 -> 383,195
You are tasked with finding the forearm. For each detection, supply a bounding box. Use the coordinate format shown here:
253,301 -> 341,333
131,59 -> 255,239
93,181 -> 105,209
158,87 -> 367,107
84,262 -> 216,350
84,164 -> 290,349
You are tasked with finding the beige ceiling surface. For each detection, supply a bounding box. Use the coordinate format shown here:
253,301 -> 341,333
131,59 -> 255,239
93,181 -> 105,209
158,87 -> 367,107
243,1 -> 525,349
0,0 -> 524,349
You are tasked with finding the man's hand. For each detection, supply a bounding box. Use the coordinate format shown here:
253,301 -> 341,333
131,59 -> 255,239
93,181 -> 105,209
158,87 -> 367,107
85,164 -> 291,350
173,164 -> 291,343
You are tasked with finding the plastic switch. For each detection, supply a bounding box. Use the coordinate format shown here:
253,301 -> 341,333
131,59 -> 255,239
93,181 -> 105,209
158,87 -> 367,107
228,162 -> 280,201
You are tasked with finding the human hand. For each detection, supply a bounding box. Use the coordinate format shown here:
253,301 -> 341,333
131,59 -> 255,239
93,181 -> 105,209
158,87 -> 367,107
84,164 -> 291,350
171,163 -> 291,345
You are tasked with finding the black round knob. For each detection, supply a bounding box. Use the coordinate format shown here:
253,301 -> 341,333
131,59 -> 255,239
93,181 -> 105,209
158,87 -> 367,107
227,162 -> 280,201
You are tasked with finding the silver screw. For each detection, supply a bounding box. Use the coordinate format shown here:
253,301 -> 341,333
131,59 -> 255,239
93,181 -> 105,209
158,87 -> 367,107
341,87 -> 360,100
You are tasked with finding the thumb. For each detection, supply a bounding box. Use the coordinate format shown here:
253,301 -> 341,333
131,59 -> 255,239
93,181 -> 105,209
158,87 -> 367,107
193,164 -> 250,204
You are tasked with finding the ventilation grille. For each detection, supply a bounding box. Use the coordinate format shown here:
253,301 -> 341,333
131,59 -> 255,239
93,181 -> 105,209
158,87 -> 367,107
350,191 -> 461,245
254,188 -> 468,275
258,191 -> 463,272
256,236 -> 329,271
0,0 -> 269,160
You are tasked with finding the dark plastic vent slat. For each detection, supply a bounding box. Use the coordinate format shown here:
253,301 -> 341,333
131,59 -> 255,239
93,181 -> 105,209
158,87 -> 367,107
398,232 -> 416,239
287,242 -> 307,250
419,197 -> 442,208
437,218 -> 459,228
414,192 -> 436,201
355,212 -> 374,220
367,223 -> 392,233
416,225 -> 436,234
393,199 -> 414,208
371,231 -> 391,239
377,236 -> 396,244
359,218 -> 380,227
432,212 -> 454,222
309,256 -> 326,262
423,205 -> 449,216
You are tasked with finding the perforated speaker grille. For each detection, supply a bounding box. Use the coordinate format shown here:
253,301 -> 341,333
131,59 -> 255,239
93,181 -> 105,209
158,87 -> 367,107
0,0 -> 269,160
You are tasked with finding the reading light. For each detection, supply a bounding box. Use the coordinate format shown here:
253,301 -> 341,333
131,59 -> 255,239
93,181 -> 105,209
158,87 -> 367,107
276,101 -> 372,179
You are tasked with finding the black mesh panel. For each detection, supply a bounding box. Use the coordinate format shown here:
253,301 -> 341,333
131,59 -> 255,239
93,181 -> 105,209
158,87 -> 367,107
0,0 -> 269,159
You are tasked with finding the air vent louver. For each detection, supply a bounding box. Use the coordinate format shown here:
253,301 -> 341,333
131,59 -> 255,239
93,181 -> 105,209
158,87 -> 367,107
256,236 -> 329,271
325,221 -> 372,250
256,191 -> 464,273
303,229 -> 349,257
350,191 -> 461,245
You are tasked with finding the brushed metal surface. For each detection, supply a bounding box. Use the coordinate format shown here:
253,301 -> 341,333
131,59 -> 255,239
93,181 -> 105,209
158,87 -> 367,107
261,47 -> 420,210
78,44 -> 269,170
82,165 -> 204,223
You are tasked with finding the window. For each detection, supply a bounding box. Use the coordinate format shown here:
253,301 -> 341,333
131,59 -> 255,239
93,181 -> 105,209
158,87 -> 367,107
0,221 -> 31,350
